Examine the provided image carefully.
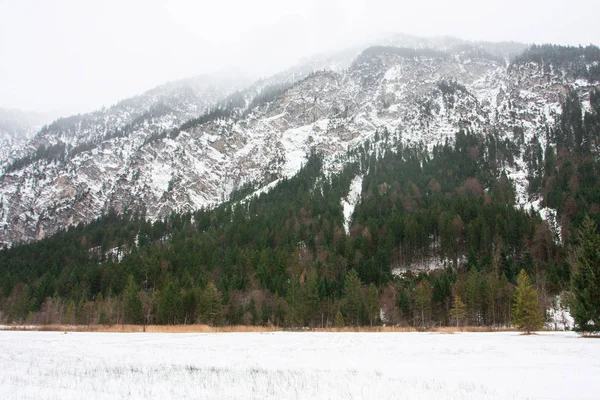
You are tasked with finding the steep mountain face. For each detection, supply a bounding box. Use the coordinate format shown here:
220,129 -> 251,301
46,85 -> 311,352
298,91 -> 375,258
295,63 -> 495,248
1,75 -> 247,165
2,40 -> 600,329
0,39 -> 598,248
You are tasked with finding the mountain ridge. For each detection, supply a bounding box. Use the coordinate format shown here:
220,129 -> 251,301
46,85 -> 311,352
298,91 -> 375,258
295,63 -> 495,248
1,38 -> 600,329
0,37 -> 598,248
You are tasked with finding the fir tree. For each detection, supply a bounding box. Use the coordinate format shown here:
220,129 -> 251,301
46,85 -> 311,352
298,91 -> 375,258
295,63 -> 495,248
571,216 -> 600,334
123,275 -> 143,324
343,269 -> 362,326
513,270 -> 543,334
158,281 -> 181,325
365,283 -> 380,326
450,295 -> 467,327
199,282 -> 222,326
334,310 -> 345,328
414,280 -> 432,329
286,278 -> 304,328
304,272 -> 320,327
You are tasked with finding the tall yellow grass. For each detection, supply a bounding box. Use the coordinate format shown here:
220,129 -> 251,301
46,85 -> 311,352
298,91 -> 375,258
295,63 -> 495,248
1,324 -> 518,333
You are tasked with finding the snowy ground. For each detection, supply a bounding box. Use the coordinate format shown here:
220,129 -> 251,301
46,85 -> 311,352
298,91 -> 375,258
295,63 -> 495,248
0,331 -> 597,399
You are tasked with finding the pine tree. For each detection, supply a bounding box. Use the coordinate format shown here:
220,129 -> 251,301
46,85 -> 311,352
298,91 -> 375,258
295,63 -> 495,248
158,281 -> 181,325
286,278 -> 304,328
343,269 -> 362,326
571,216 -> 600,334
199,281 -> 222,326
334,310 -> 345,328
414,280 -> 432,329
365,283 -> 380,326
123,275 -> 143,324
465,269 -> 481,325
304,272 -> 320,327
450,295 -> 467,327
513,270 -> 543,334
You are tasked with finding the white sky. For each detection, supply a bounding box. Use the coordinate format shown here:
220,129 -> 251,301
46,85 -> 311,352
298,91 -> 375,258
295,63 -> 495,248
1,0 -> 598,115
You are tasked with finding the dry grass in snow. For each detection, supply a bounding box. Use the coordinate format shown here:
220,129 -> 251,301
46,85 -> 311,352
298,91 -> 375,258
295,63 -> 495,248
0,331 -> 597,399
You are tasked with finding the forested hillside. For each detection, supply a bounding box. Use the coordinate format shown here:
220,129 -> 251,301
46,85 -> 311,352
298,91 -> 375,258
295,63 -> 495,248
1,44 -> 600,328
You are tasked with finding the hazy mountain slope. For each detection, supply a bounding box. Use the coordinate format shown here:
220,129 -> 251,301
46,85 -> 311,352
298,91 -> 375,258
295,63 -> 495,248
0,40 -> 598,247
0,107 -> 56,162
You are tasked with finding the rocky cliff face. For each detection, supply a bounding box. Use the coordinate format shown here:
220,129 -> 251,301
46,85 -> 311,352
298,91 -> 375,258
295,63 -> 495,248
1,37 -> 598,247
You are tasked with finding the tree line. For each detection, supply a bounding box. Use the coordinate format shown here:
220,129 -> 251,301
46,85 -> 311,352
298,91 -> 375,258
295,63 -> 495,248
1,82 -> 600,332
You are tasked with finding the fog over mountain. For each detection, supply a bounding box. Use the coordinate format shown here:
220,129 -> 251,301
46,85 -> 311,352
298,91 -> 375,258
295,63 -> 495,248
1,0 -> 598,115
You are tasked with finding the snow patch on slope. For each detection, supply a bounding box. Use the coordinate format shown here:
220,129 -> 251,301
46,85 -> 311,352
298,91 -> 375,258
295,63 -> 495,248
539,206 -> 562,244
342,174 -> 363,233
504,158 -> 529,206
243,179 -> 281,203
281,125 -> 313,177
149,162 -> 173,197
391,255 -> 465,276
507,158 -> 562,244
523,198 -> 562,244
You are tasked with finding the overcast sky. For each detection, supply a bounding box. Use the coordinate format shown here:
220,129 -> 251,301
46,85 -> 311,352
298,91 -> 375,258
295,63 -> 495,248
1,0 -> 598,115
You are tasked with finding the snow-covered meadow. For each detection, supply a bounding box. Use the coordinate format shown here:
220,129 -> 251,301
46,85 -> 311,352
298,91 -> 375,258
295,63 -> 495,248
0,331 -> 597,399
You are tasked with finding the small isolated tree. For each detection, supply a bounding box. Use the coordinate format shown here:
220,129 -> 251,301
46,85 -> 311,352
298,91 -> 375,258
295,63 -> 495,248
571,216 -> 600,334
450,295 -> 467,327
199,281 -> 222,326
365,283 -> 380,326
139,288 -> 155,332
334,310 -> 345,328
286,278 -> 304,328
158,281 -> 181,325
124,275 -> 143,324
343,269 -> 362,326
414,279 -> 432,329
513,270 -> 543,334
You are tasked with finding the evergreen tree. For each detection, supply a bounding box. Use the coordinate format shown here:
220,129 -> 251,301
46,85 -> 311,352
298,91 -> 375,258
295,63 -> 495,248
304,272 -> 320,327
450,295 -> 467,327
465,269 -> 482,325
123,275 -> 143,324
571,216 -> 600,333
365,283 -> 380,326
414,280 -> 432,329
199,281 -> 222,325
343,269 -> 362,326
158,281 -> 181,325
334,310 -> 345,328
513,270 -> 543,334
286,278 -> 304,327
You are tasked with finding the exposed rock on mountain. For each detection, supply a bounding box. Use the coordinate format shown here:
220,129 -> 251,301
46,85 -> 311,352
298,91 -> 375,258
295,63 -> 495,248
1,38 -> 598,247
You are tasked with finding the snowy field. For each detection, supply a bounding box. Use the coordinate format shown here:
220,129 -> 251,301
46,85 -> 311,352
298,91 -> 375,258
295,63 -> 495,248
0,331 -> 597,399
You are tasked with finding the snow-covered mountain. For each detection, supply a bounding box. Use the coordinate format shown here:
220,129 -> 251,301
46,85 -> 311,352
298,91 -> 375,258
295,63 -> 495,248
1,36 -> 598,247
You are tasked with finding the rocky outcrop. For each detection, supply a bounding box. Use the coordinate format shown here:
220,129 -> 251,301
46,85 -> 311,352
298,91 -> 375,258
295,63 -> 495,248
1,39 -> 598,247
